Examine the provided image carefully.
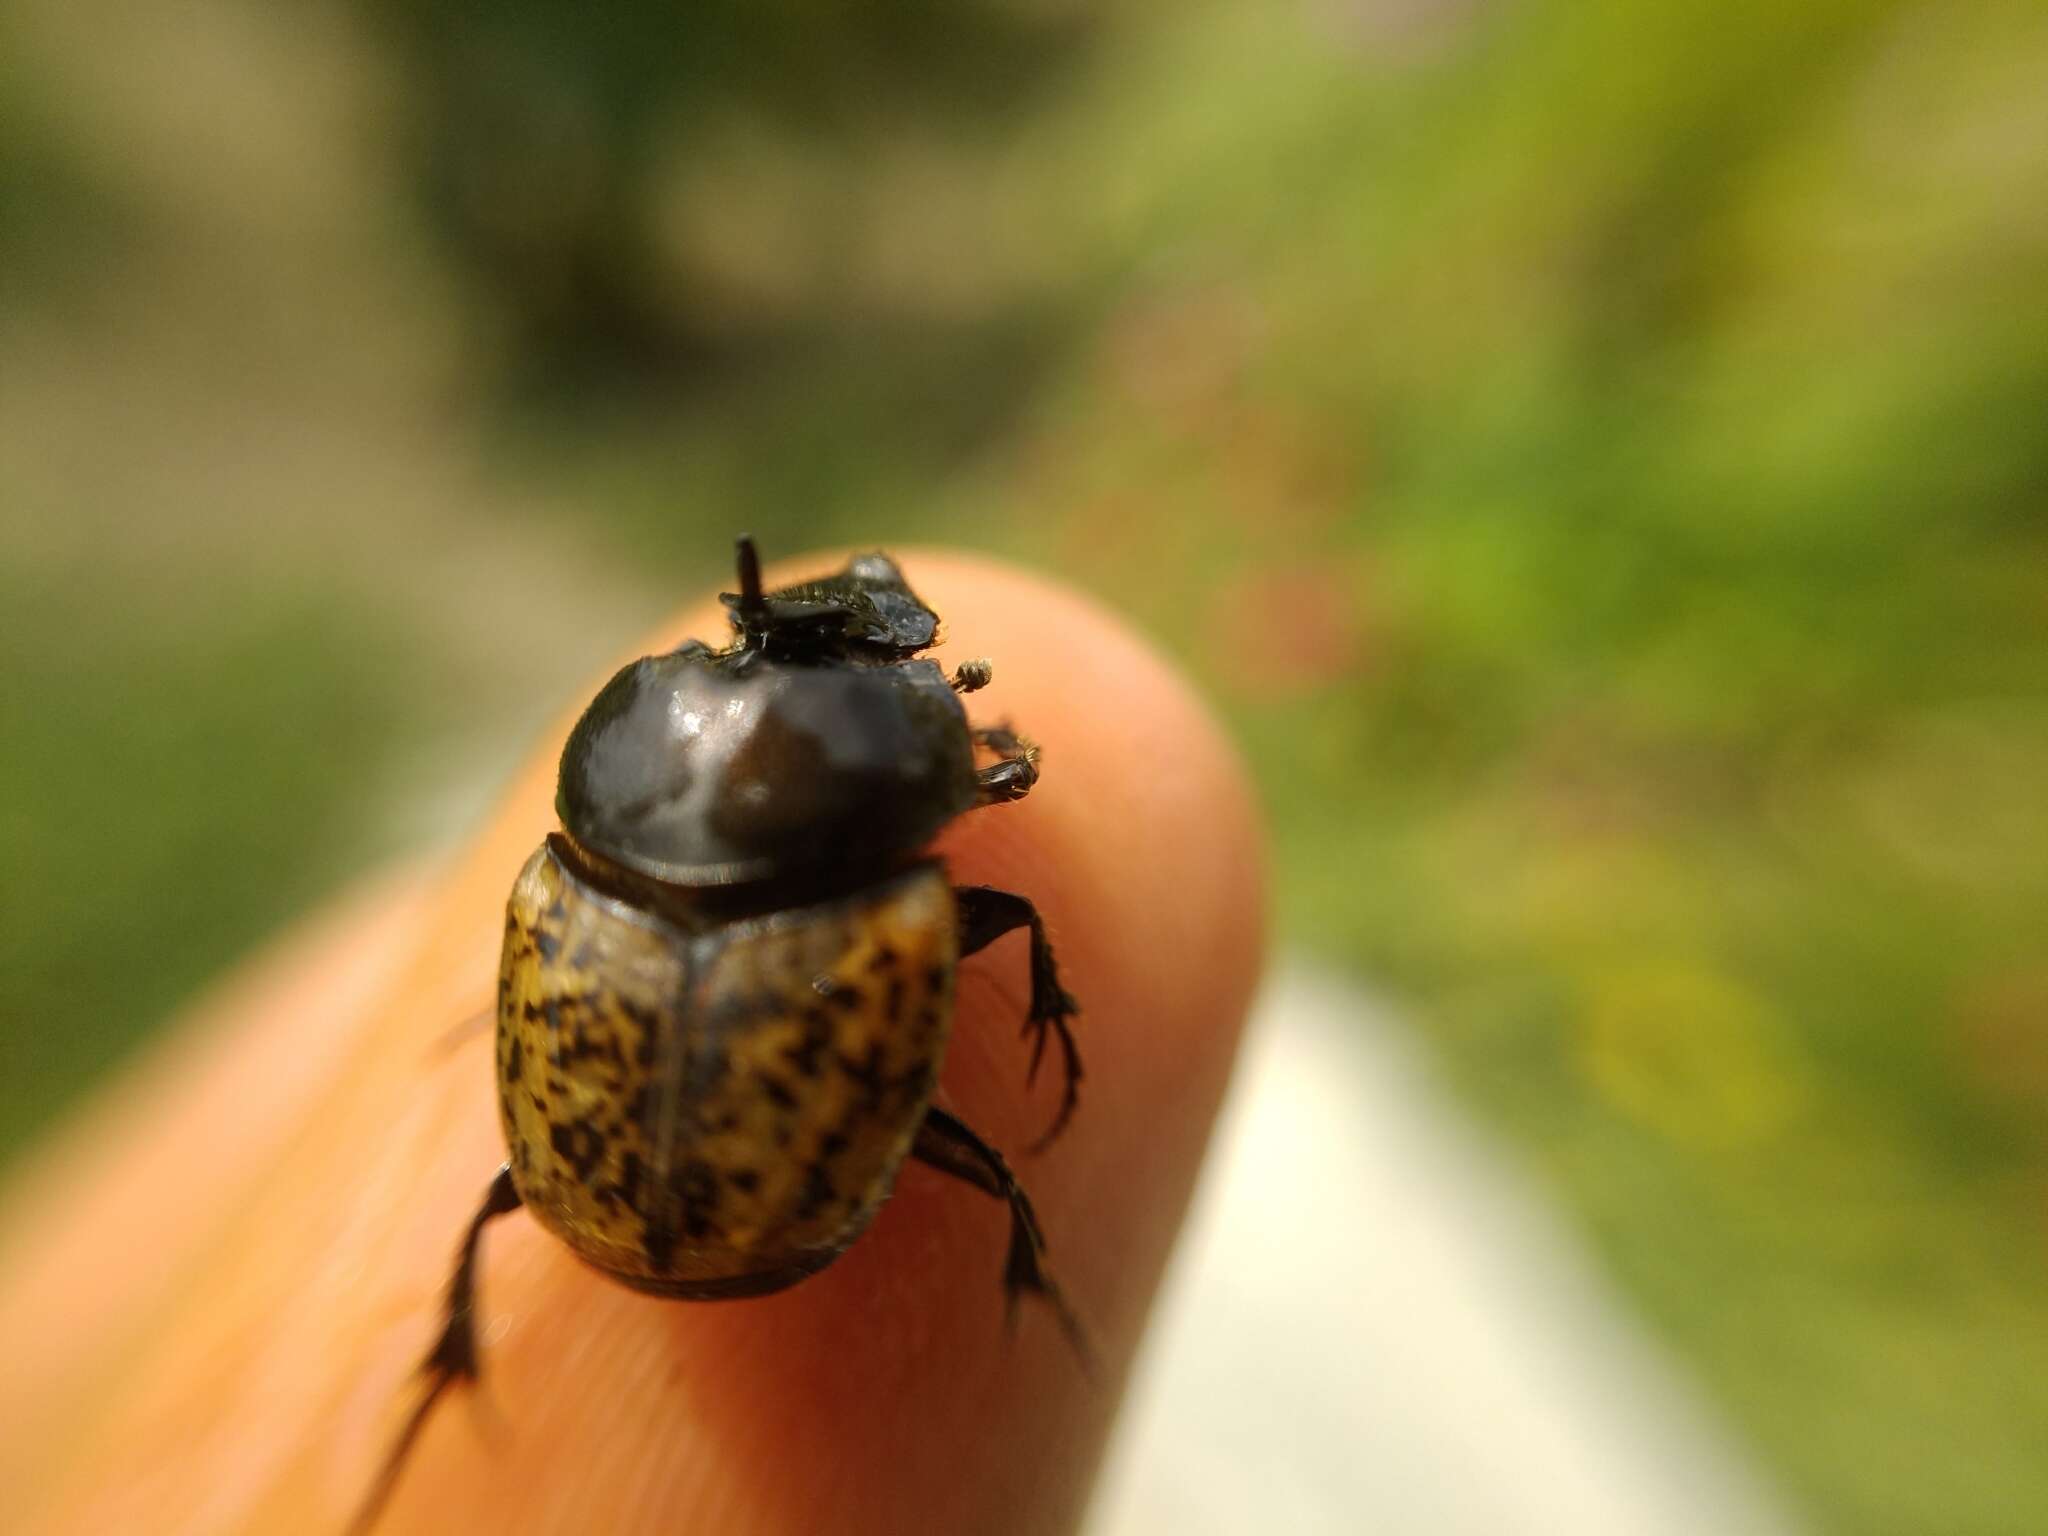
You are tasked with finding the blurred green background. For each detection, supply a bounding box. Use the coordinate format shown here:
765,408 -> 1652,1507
4,0 -> 2045,1529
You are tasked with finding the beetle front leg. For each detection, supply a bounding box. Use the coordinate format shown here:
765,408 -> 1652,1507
911,1105 -> 1093,1371
349,1164 -> 522,1536
954,884 -> 1081,1149
972,724 -> 1040,805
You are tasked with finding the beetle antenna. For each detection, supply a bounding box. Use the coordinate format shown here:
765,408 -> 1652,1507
734,535 -> 768,634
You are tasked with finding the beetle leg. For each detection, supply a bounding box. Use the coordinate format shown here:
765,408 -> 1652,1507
953,885 -> 1082,1149
427,1001 -> 494,1058
975,760 -> 1036,804
912,1105 -> 1094,1372
349,1165 -> 522,1536
951,658 -> 994,693
971,725 -> 1040,805
971,723 -> 1024,753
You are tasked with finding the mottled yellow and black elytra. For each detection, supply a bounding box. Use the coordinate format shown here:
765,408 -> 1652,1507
498,839 -> 959,1296
352,540 -> 1086,1534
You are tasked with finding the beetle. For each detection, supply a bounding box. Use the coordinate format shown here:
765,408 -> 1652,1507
352,539 -> 1087,1531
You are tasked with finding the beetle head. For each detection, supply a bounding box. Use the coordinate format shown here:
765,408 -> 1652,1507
720,537 -> 939,660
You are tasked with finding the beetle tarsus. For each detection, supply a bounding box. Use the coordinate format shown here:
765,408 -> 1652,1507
911,1105 -> 1095,1374
954,885 -> 1083,1149
349,1165 -> 522,1536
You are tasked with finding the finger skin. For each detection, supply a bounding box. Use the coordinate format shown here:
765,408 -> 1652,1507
0,551 -> 1265,1536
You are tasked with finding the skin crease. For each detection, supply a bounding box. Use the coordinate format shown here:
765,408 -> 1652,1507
0,552 -> 1266,1536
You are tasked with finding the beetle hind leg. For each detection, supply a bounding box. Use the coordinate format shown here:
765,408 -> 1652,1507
955,885 -> 1082,1149
348,1165 -> 522,1536
912,1105 -> 1094,1373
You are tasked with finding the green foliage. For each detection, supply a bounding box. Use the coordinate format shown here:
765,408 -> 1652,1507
0,571 -> 422,1165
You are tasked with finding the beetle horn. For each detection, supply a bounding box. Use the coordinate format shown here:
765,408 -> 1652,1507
734,535 -> 768,629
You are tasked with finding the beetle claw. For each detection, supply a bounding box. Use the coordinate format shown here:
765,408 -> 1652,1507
913,1106 -> 1095,1374
1022,998 -> 1082,1151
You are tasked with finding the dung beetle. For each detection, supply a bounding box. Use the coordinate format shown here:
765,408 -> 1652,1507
354,539 -> 1086,1531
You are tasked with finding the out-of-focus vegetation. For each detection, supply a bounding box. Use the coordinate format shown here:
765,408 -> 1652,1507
4,0 -> 2045,1530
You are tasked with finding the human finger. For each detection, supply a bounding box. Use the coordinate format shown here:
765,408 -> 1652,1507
3,549 -> 1265,1536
